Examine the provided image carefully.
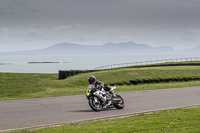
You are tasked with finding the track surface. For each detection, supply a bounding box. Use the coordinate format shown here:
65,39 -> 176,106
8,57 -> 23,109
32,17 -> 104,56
0,86 -> 200,132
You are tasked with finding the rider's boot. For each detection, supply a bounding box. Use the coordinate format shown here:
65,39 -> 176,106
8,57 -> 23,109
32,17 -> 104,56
106,100 -> 112,107
102,101 -> 107,107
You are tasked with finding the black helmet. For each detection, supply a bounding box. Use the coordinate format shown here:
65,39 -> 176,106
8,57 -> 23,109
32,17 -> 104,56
88,75 -> 96,84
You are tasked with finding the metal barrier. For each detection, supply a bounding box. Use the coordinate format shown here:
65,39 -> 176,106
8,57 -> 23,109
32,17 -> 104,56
94,57 -> 200,70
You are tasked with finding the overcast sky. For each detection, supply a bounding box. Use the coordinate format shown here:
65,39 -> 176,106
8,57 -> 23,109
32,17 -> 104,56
0,0 -> 200,51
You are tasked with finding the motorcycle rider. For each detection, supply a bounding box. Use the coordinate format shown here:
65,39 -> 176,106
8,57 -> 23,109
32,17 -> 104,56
88,75 -> 112,107
88,75 -> 111,92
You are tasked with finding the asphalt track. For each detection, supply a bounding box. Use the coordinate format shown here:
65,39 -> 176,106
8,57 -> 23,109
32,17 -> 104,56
0,86 -> 200,132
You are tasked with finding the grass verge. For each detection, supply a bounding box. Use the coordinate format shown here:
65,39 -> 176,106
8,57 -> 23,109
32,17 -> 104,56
125,61 -> 200,68
13,107 -> 200,133
0,65 -> 200,100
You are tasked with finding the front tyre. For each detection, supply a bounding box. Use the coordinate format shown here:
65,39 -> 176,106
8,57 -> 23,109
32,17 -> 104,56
89,96 -> 103,111
113,94 -> 125,109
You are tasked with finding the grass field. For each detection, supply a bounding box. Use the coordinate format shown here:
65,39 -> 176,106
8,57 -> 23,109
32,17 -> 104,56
0,65 -> 200,100
1,62 -> 200,133
14,107 -> 200,133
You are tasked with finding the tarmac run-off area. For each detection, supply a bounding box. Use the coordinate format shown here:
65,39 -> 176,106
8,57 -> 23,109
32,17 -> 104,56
0,86 -> 200,132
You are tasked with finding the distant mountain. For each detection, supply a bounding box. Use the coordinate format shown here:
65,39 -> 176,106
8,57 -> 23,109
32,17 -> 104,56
34,41 -> 176,55
187,45 -> 200,53
102,42 -> 153,53
0,42 -> 199,55
176,45 -> 200,54
155,46 -> 174,51
103,42 -> 152,49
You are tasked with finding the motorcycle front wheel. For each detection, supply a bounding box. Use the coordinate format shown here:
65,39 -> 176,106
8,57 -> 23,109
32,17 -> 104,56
89,96 -> 103,111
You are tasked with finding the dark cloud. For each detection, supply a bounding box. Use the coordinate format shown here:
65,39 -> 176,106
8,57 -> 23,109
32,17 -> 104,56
0,0 -> 200,51
1,0 -> 199,28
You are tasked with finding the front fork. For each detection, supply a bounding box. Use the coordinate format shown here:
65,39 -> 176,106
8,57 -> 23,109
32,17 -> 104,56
94,97 -> 98,103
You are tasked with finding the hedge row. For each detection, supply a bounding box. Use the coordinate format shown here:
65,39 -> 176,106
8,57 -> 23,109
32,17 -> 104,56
59,70 -> 98,79
108,77 -> 200,86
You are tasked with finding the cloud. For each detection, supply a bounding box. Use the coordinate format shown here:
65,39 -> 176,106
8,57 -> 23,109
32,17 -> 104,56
0,0 -> 37,13
121,36 -> 135,42
0,0 -> 200,51
53,24 -> 86,33
1,27 -> 25,35
180,29 -> 200,41
0,24 -> 90,43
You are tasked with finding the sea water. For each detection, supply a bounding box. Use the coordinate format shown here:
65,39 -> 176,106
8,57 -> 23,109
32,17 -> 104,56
0,54 -> 200,73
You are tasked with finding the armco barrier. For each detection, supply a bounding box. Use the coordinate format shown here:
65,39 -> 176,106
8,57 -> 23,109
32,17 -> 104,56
59,57 -> 200,79
94,57 -> 200,70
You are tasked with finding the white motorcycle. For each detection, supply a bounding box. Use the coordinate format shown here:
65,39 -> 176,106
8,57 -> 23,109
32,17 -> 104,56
86,84 -> 125,111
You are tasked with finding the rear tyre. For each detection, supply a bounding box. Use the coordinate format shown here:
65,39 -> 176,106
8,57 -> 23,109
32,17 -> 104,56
113,94 -> 125,109
89,96 -> 103,111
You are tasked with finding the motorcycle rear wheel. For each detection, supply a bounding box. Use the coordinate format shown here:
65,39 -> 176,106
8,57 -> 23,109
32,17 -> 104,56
89,96 -> 103,111
113,94 -> 125,109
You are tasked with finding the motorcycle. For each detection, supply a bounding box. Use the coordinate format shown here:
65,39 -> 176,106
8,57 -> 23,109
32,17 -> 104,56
86,84 -> 125,111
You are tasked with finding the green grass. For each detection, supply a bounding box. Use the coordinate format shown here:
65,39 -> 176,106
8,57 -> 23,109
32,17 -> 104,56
14,107 -> 200,133
125,61 -> 200,68
1,63 -> 200,132
0,65 -> 200,100
105,67 -> 198,83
